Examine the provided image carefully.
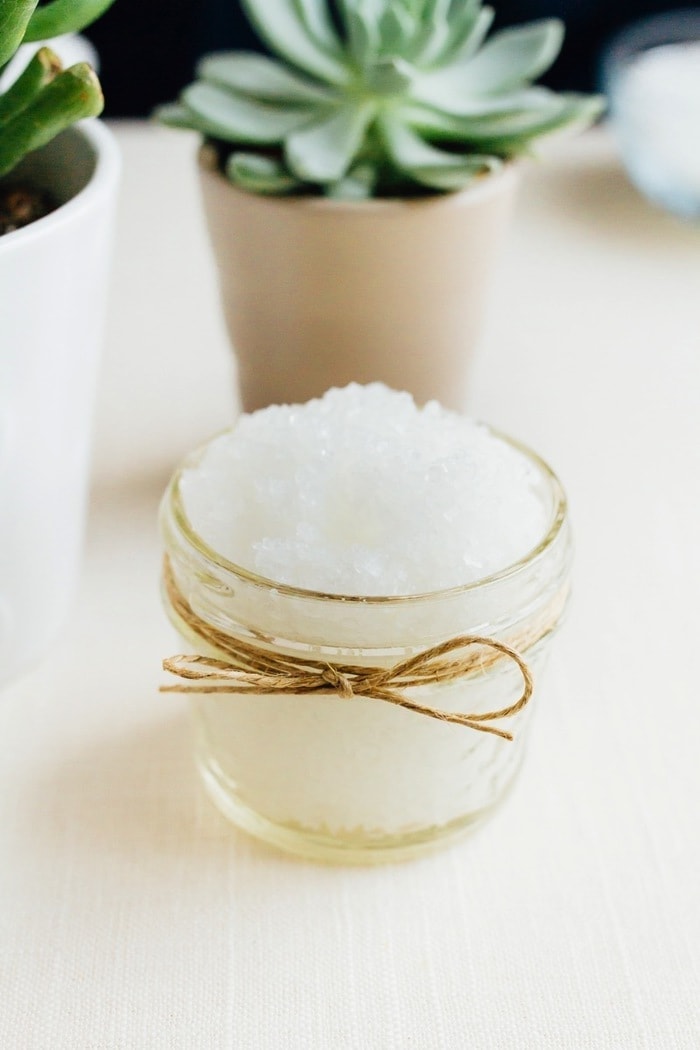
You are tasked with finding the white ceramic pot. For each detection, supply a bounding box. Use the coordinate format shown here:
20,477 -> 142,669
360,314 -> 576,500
199,146 -> 518,412
0,121 -> 120,688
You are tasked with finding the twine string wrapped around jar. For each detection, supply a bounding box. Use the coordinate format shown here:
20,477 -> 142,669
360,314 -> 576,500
161,558 -> 568,742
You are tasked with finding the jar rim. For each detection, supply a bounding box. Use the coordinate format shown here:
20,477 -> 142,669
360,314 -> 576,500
164,425 -> 568,605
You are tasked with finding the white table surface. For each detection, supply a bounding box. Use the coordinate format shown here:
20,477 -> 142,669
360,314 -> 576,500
2,122 -> 699,1049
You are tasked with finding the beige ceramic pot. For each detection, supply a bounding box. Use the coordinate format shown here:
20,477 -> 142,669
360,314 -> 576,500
199,146 -> 518,412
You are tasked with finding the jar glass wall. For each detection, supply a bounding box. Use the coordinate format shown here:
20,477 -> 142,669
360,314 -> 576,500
160,431 -> 572,864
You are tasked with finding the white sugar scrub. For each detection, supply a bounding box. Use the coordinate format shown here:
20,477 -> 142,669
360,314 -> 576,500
178,383 -> 549,596
161,384 -> 573,862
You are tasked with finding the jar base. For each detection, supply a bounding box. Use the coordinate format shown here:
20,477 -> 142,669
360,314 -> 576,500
196,750 -> 522,865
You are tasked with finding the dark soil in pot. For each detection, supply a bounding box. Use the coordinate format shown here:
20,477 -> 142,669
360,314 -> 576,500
0,183 -> 57,235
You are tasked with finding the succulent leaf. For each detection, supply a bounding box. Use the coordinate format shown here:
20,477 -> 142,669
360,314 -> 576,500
377,5 -> 415,56
159,0 -> 602,197
379,114 -> 499,189
408,83 -> 558,119
445,0 -> 480,23
410,0 -> 451,65
413,20 -> 565,115
346,7 -> 379,68
239,0 -> 348,84
436,3 -> 493,66
405,158 -> 497,190
402,88 -> 568,134
227,152 -> 302,193
475,92 -> 605,148
424,0 -> 451,23
293,0 -> 342,53
364,58 -> 413,95
450,18 -> 564,90
325,161 -> 377,198
285,101 -> 375,181
198,52 -> 337,104
181,82 -> 321,143
156,103 -> 199,129
409,92 -> 603,153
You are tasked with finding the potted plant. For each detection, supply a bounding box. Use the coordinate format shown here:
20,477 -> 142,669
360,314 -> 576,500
159,0 -> 601,412
0,0 -> 119,688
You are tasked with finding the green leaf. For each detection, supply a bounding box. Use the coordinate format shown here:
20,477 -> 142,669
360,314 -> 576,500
293,0 -> 342,53
23,0 -> 115,42
0,62 -> 103,177
409,0 -> 451,65
154,102 -> 197,130
402,89 -> 567,132
424,0 -> 451,22
0,46 -> 61,124
325,162 -> 377,198
403,92 -> 603,152
436,2 -> 492,66
473,94 -> 604,152
364,57 -> 413,95
285,102 -> 375,181
378,114 -> 499,189
358,0 -> 389,21
408,84 -> 560,119
444,18 -> 564,94
444,0 -> 479,22
181,82 -> 321,143
346,7 -> 379,68
0,0 -> 37,68
226,152 -> 303,193
413,19 -> 564,114
239,0 -> 348,84
377,4 -> 415,56
405,158 -> 499,190
198,52 -> 337,104
409,23 -> 449,68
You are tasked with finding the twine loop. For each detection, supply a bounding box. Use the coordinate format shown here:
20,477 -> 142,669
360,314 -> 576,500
159,557 -> 558,743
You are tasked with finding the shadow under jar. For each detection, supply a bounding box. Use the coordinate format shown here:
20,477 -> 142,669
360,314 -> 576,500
160,433 -> 572,864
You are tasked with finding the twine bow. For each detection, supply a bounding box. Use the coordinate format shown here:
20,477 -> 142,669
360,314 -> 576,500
161,558 -> 535,742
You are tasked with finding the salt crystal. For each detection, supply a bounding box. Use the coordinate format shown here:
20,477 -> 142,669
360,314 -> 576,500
180,383 -> 549,595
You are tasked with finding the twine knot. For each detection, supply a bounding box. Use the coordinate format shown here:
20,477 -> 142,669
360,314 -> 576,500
321,665 -> 354,699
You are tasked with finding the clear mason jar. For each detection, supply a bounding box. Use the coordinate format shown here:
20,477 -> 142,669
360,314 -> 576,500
160,431 -> 572,864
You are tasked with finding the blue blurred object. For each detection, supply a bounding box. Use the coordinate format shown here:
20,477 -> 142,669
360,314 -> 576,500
601,9 -> 700,220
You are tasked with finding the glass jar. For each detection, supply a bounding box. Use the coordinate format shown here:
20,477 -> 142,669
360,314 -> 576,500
160,431 -> 572,863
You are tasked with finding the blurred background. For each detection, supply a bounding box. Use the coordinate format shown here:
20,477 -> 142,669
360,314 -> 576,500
84,0 -> 697,117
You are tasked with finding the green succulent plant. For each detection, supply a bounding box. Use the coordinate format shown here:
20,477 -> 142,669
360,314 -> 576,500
159,0 -> 602,198
0,0 -> 115,177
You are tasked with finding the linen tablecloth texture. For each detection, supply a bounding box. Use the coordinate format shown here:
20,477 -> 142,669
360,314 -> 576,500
1,124 -> 698,1049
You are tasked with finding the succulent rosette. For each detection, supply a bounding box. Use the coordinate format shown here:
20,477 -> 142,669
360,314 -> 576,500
159,0 -> 602,197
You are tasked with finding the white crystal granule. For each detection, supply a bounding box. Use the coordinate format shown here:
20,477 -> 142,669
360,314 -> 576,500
179,384 -> 550,596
